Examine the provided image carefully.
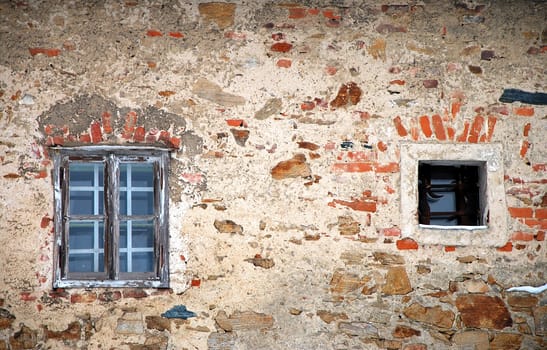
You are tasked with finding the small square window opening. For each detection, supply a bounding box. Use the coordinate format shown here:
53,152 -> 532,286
52,146 -> 170,288
418,161 -> 486,227
400,143 -> 508,247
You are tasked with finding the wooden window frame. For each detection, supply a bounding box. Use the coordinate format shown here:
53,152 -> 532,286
52,146 -> 170,288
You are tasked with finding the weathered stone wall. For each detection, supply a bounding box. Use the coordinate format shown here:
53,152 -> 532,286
0,1 -> 545,349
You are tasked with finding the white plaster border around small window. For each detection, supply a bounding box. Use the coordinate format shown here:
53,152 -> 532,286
399,142 -> 509,247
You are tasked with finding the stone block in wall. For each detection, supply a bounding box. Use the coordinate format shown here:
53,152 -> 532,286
338,322 -> 378,337
208,332 -> 237,350
0,308 -> 15,330
9,325 -> 37,350
116,312 -> 144,335
452,330 -> 489,350
489,333 -> 523,350
534,305 -> 547,336
456,295 -> 512,330
403,303 -> 454,329
382,266 -> 412,295
215,311 -> 274,332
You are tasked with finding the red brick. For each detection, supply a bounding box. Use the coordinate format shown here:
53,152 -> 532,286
224,31 -> 246,40
122,111 -> 138,139
44,124 -> 54,135
410,118 -> 419,141
168,31 -> 184,38
535,208 -> 547,219
277,59 -> 292,68
52,135 -> 64,145
523,219 -> 547,229
485,116 -> 497,142
325,66 -> 337,75
29,47 -> 61,57
333,162 -> 373,173
513,106 -> 534,117
532,163 -> 546,172
331,198 -> 377,212
322,9 -> 340,19
169,136 -> 181,149
431,114 -> 446,141
497,242 -> 512,252
288,7 -> 307,19
523,122 -> 531,137
447,126 -> 456,140
393,116 -> 408,137
191,279 -> 201,287
390,79 -> 405,85
70,292 -> 97,303
419,115 -> 432,138
451,101 -> 461,118
444,246 -> 456,252
422,79 -> 438,88
146,29 -> 162,37
123,289 -> 148,299
300,101 -> 315,110
381,227 -> 401,237
226,119 -> 245,127
79,133 -> 91,143
508,207 -> 533,218
271,32 -> 285,41
377,141 -> 388,152
98,291 -> 122,302
511,231 -> 534,241
375,162 -> 399,173
456,121 -> 470,142
90,121 -> 102,144
40,215 -> 51,228
20,292 -> 37,301
468,115 -> 484,143
102,112 -> 113,134
520,140 -> 530,158
158,130 -> 170,143
134,126 -> 145,142
536,231 -> 545,241
308,8 -> 320,15
271,42 -> 293,53
396,238 -> 418,250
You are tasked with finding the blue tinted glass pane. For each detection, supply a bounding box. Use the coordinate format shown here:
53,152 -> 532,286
133,252 -> 154,272
132,191 -> 154,215
68,221 -> 104,273
120,164 -> 128,188
133,221 -> 154,248
120,221 -> 128,248
131,164 -> 154,187
120,252 -> 127,273
69,163 -> 103,186
69,254 -> 94,272
69,163 -> 104,215
119,220 -> 154,273
120,191 -> 127,216
69,191 -> 93,215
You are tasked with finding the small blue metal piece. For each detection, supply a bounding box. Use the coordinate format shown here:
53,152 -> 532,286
161,305 -> 197,319
340,141 -> 354,150
499,89 -> 547,105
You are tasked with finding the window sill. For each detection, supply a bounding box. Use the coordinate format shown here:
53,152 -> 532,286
419,224 -> 488,231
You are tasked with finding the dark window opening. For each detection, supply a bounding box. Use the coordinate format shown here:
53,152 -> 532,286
418,161 -> 486,226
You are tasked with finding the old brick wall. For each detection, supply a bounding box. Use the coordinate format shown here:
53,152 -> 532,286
0,1 -> 545,349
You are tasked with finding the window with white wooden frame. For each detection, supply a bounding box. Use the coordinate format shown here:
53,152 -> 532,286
52,146 -> 170,288
400,142 -> 508,247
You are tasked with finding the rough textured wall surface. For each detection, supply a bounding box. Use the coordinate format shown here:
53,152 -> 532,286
0,0 -> 546,349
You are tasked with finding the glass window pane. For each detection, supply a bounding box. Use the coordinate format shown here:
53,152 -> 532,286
119,163 -> 155,216
68,221 -> 104,273
119,220 -> 154,273
131,163 -> 154,187
132,192 -> 154,215
133,252 -> 154,272
69,163 -> 104,215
